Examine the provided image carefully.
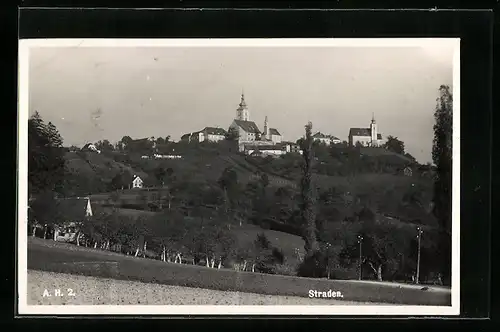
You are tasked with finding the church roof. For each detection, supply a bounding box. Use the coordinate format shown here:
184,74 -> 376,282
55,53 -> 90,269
349,128 -> 382,139
234,120 -> 261,134
269,128 -> 281,136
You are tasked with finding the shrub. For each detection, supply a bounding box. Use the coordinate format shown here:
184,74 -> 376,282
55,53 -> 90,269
296,250 -> 327,278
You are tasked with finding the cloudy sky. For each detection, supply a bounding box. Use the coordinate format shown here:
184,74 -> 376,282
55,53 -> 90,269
27,42 -> 455,164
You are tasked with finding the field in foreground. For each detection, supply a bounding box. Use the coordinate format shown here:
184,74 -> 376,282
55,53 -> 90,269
27,238 -> 451,306
28,270 -> 379,305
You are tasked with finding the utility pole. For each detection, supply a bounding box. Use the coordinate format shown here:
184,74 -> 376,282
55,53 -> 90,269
357,235 -> 363,280
416,226 -> 423,284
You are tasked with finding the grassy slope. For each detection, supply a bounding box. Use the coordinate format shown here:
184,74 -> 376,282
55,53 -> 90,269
27,238 -> 451,305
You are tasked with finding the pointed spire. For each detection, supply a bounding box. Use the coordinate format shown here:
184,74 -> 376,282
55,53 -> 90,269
240,89 -> 246,107
371,112 -> 376,123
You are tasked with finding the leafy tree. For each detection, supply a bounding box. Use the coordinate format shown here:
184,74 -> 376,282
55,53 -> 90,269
95,139 -> 114,153
300,121 -> 319,256
432,84 -> 453,285
110,173 -> 124,191
383,136 -> 405,154
28,112 -> 66,194
120,136 -> 133,151
155,166 -> 167,186
29,190 -> 65,239
259,173 -> 270,189
218,167 -> 239,215
225,127 -> 239,141
338,221 -> 413,281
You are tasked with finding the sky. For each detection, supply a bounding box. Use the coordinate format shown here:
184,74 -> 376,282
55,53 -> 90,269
27,43 -> 455,164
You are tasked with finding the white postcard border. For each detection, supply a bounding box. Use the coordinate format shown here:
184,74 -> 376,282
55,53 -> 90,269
17,38 -> 461,316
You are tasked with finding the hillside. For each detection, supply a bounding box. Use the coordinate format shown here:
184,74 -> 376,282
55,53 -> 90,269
65,140 -> 436,229
63,151 -> 149,196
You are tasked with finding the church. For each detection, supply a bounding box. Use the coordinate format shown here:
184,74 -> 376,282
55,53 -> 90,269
348,114 -> 384,147
228,92 -> 283,149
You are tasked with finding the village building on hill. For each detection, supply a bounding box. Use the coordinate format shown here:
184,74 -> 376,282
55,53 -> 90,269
181,127 -> 227,143
179,92 -> 300,157
81,143 -> 101,154
228,92 -> 292,155
348,114 -> 385,147
132,175 -> 144,189
312,132 -> 342,145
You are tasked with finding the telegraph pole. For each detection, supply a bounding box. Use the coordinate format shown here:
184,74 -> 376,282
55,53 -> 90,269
357,235 -> 363,280
416,226 -> 423,284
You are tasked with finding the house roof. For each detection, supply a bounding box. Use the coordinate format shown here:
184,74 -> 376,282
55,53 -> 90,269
201,127 -> 227,136
180,133 -> 191,140
56,198 -> 91,221
312,132 -> 328,139
313,132 -> 341,140
269,128 -> 281,136
82,143 -> 97,149
349,128 -> 382,139
234,120 -> 261,133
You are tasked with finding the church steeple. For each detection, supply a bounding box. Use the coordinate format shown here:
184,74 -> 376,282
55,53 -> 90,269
236,90 -> 249,121
370,112 -> 378,146
264,116 -> 269,140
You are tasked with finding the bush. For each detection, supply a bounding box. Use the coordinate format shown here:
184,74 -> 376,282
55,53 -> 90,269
296,251 -> 327,278
274,263 -> 296,276
272,247 -> 285,264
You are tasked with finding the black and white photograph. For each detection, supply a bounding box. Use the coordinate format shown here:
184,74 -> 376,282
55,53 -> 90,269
18,38 -> 460,315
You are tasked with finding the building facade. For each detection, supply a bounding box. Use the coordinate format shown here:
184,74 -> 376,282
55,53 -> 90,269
348,114 -> 384,147
181,127 -> 227,143
312,132 -> 341,145
132,175 -> 144,189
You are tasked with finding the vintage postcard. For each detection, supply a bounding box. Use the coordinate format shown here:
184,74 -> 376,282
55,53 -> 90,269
17,38 -> 460,315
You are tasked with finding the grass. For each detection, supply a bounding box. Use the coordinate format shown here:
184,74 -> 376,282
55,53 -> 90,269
27,238 -> 451,306
29,270 -> 378,305
231,224 -> 305,268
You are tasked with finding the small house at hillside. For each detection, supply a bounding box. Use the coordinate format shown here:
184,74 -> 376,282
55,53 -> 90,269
403,166 -> 413,177
82,143 -> 101,154
132,175 -> 144,189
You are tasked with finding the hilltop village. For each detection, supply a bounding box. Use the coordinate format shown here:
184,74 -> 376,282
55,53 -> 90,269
180,93 -> 387,157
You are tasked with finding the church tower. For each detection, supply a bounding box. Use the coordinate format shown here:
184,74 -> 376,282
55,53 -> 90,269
370,112 -> 378,146
263,116 -> 269,140
236,91 -> 249,121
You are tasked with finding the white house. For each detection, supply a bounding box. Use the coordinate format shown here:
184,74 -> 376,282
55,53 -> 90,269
348,114 -> 384,147
312,132 -> 341,145
245,144 -> 287,157
132,175 -> 144,189
82,143 -> 101,154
